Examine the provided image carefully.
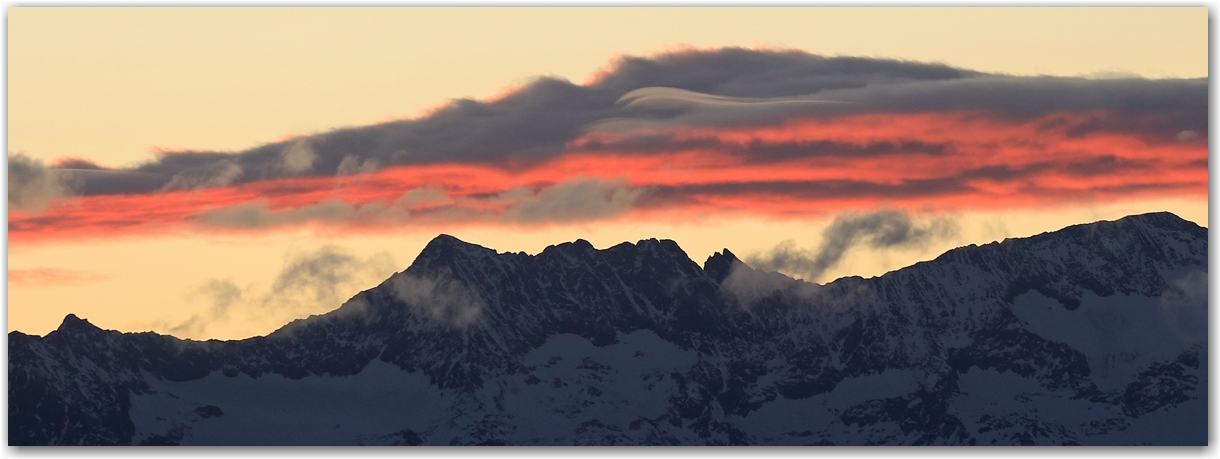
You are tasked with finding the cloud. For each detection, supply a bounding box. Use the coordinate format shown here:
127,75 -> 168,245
198,279 -> 243,315
8,267 -> 114,286
34,47 -> 1204,199
13,129 -> 1205,244
161,158 -> 243,191
1175,130 -> 1203,143
590,47 -> 978,97
195,199 -> 409,229
714,249 -> 886,312
746,209 -> 959,283
336,154 -> 380,179
187,178 -> 642,231
395,185 -> 451,207
1081,69 -> 1143,80
499,177 -> 646,224
388,266 -> 485,327
279,139 -> 318,175
197,200 -> 340,229
50,157 -> 105,170
720,262 -> 821,310
9,48 -> 1207,243
268,245 -> 393,307
8,153 -> 76,212
1157,269 -> 1207,344
170,279 -> 244,336
616,86 -> 846,110
168,245 -> 397,338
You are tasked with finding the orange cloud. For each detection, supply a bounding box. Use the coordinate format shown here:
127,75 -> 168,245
9,268 -> 115,286
9,111 -> 1206,246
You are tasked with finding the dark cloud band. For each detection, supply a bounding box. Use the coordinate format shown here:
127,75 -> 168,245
12,47 -> 1204,203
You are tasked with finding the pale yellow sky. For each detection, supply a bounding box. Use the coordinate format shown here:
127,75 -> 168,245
9,7 -> 1207,166
8,198 -> 1208,340
6,7 -> 1210,339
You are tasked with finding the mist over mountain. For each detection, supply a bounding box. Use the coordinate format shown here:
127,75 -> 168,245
8,212 -> 1207,446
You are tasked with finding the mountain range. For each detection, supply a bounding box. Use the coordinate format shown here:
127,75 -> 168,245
8,212 -> 1208,445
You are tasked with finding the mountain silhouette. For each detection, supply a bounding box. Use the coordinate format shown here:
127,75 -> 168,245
9,212 -> 1207,445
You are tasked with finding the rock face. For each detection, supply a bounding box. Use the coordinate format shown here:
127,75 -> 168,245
9,212 -> 1208,446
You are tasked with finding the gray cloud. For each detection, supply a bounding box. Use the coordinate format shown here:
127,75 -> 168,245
388,266 -> 485,327
192,178 -> 643,229
51,157 -> 105,170
8,153 -> 76,212
35,48 -> 1202,198
570,132 -> 952,163
161,158 -> 243,191
269,246 -> 396,309
747,209 -> 959,283
717,251 -> 887,313
198,199 -> 361,228
617,86 -> 846,110
195,198 -> 410,229
199,279 -> 243,315
500,177 -> 646,224
640,178 -> 970,210
277,139 -> 318,175
1175,130 -> 1203,143
720,262 -> 821,310
171,279 -> 244,336
336,154 -> 380,179
169,245 -> 397,338
599,77 -> 1205,141
395,185 -> 450,207
1157,269 -> 1208,344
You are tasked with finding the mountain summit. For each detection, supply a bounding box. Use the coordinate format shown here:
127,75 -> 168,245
9,212 -> 1207,445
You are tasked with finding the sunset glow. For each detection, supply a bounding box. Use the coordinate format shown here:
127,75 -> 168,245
7,7 -> 1207,340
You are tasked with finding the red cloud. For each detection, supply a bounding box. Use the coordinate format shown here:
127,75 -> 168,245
9,111 -> 1206,245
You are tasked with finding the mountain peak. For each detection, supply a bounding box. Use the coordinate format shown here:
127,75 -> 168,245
1027,211 -> 1206,250
632,238 -> 691,262
409,234 -> 497,271
424,233 -> 476,250
1115,211 -> 1203,231
55,313 -> 101,334
703,249 -> 741,283
539,238 -> 690,263
541,238 -> 597,255
635,237 -> 681,250
61,313 -> 84,325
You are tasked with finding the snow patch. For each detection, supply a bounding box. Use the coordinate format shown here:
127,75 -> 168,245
1009,289 -> 1202,391
131,360 -> 447,445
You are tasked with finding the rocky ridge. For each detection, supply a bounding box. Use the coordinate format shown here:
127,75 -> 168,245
8,212 -> 1208,445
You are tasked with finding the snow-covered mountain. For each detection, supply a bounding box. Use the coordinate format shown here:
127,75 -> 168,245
9,212 -> 1207,445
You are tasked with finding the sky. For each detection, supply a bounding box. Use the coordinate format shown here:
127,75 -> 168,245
6,7 -> 1209,341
